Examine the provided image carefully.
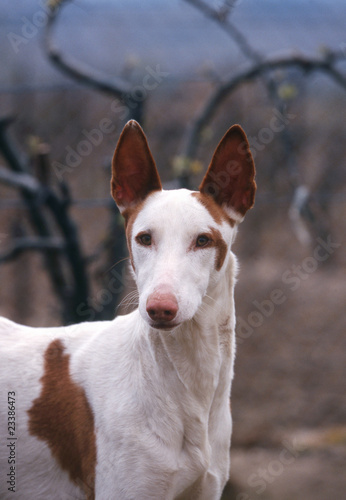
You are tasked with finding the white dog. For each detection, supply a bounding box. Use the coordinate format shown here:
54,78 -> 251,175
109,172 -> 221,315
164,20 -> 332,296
0,120 -> 256,499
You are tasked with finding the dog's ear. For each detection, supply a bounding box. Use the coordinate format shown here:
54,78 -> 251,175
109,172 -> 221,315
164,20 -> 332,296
199,125 -> 256,223
111,120 -> 162,213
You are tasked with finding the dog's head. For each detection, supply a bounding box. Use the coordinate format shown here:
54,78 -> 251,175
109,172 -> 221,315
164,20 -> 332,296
111,120 -> 256,330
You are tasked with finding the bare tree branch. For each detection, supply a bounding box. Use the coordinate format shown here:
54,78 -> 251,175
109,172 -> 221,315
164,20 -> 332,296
181,4 -> 346,251
183,51 -> 346,159
0,167 -> 40,194
0,237 -> 65,263
0,118 -> 30,173
43,0 -> 133,98
184,0 -> 262,62
42,0 -> 139,319
0,119 -> 90,324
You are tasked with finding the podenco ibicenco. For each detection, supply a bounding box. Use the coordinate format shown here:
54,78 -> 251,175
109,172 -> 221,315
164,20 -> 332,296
0,120 -> 256,500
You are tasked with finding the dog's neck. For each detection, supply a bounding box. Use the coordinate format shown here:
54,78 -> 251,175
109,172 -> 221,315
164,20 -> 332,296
143,253 -> 236,410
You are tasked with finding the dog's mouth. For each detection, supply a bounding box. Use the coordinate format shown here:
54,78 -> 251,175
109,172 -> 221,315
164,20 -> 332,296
148,320 -> 181,331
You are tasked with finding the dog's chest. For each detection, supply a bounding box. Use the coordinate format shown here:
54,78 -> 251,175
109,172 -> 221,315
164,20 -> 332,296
91,327 -> 231,498
95,396 -> 212,499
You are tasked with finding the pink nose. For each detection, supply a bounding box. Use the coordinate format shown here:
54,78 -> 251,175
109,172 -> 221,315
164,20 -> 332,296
146,292 -> 178,323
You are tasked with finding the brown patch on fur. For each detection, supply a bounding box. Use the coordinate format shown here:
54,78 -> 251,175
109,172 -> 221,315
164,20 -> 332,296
210,227 -> 228,271
122,202 -> 145,271
28,340 -> 96,500
191,227 -> 228,271
192,192 -> 235,227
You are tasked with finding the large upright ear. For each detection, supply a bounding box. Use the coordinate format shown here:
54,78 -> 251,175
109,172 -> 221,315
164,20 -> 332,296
111,120 -> 162,213
199,125 -> 256,223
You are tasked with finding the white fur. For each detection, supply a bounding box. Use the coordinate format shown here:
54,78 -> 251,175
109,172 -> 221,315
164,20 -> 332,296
0,188 -> 239,500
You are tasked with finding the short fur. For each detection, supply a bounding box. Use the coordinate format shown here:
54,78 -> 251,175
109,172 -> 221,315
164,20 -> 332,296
0,120 -> 255,500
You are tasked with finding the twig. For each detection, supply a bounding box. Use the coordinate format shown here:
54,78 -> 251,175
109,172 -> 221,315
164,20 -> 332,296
184,0 -> 262,62
184,51 -> 346,159
0,167 -> 40,194
0,118 -> 29,173
43,0 -> 132,99
0,237 -> 65,263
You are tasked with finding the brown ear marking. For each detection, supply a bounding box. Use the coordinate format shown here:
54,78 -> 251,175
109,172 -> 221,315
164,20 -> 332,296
111,120 -> 162,212
199,124 -> 256,219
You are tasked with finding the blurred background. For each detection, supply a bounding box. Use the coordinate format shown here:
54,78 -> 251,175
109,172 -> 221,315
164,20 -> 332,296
0,1 -> 345,498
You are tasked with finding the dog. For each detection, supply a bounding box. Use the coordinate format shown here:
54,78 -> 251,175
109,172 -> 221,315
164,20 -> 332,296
0,120 -> 256,499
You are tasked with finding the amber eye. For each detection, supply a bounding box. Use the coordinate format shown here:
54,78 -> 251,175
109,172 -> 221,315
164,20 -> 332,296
196,235 -> 210,248
136,233 -> 152,246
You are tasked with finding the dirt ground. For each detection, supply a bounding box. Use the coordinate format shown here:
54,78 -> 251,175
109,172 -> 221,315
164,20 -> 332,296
221,253 -> 346,500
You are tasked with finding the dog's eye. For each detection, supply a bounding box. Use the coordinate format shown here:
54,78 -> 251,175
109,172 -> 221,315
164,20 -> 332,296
136,233 -> 152,246
196,235 -> 210,248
